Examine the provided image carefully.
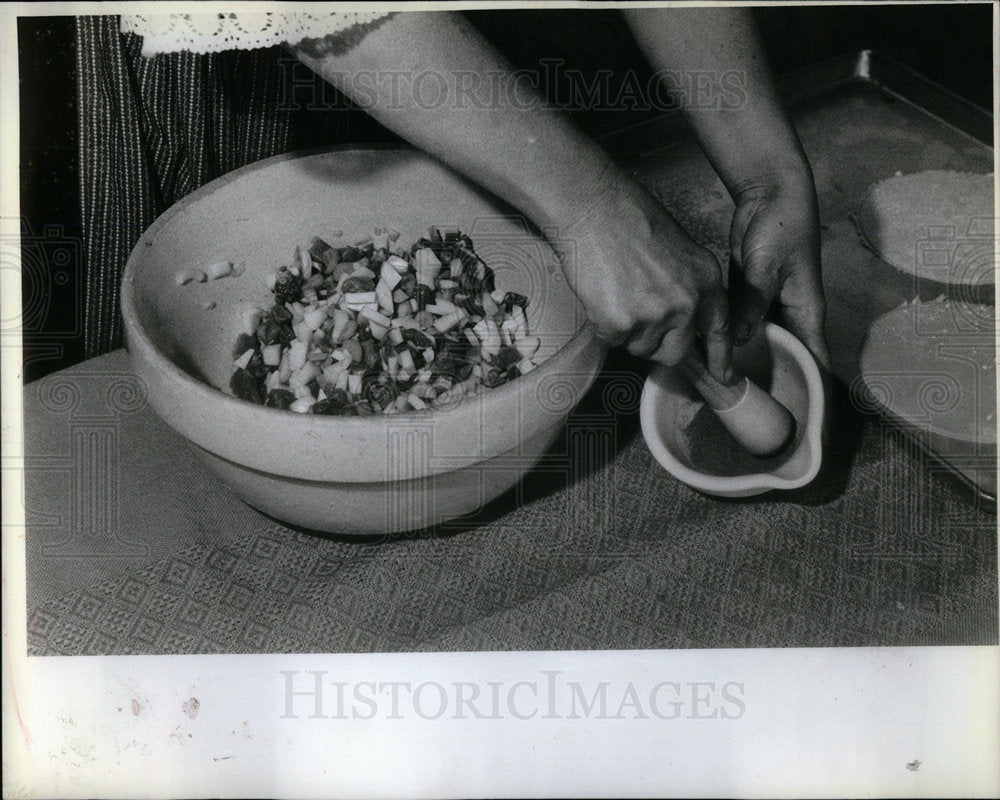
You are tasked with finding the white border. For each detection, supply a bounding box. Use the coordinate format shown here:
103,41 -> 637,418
2,3 -> 998,798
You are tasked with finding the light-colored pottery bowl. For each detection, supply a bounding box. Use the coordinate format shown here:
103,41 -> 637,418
121,147 -> 605,534
640,324 -> 824,497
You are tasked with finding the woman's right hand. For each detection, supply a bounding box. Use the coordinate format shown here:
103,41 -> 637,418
553,169 -> 734,383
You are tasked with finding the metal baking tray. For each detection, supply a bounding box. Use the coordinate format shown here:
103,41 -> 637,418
777,49 -> 992,145
785,51 -> 995,511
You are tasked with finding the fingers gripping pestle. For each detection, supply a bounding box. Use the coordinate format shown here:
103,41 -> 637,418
679,354 -> 797,457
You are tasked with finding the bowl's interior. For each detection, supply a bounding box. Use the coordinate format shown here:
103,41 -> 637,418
646,325 -> 821,491
128,148 -> 587,394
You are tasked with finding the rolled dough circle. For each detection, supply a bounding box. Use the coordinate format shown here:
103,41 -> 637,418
856,171 -> 995,287
859,300 -> 996,445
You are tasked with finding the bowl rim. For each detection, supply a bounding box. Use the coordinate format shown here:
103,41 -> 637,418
639,323 -> 825,495
120,144 -> 600,432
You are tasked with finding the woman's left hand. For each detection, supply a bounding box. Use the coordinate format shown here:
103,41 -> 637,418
728,167 -> 830,371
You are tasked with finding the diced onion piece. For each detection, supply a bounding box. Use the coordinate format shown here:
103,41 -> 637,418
373,231 -> 390,250
303,307 -> 327,330
422,348 -> 435,363
406,393 -> 427,410
296,362 -> 320,386
500,318 -> 517,346
392,287 -> 409,304
288,339 -> 308,370
290,397 -> 315,413
331,348 -> 350,362
515,335 -> 540,359
416,368 -> 433,384
206,260 -> 233,280
233,349 -> 254,370
351,265 -> 376,280
262,344 -> 282,366
433,310 -> 464,332
175,268 -> 207,286
375,279 -> 394,314
387,354 -> 400,380
390,316 -> 418,330
264,269 -> 278,290
426,300 -> 457,316
411,383 -> 436,400
265,370 -> 281,392
322,361 -> 347,381
473,318 -> 501,356
335,370 -> 350,392
449,257 -> 463,278
379,262 -> 402,289
491,289 -> 505,304
344,291 -> 376,304
386,254 -> 409,273
464,328 -> 480,349
389,327 -> 405,346
348,372 -> 363,396
438,279 -> 457,289
292,320 -> 312,341
329,308 -> 348,342
415,248 -> 442,289
482,292 -> 499,317
399,349 -> 416,374
414,247 -> 441,271
242,306 -> 264,336
278,351 -> 292,383
360,307 -> 392,328
369,322 -> 389,341
297,245 -> 311,275
517,358 -> 536,375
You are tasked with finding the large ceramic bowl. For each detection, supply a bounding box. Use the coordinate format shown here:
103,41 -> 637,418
121,148 -> 605,534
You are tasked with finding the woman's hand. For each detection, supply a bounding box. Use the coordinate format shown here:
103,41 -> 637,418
623,7 -> 831,371
728,167 -> 829,370
555,170 -> 733,382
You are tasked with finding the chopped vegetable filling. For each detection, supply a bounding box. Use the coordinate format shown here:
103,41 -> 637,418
228,227 -> 540,414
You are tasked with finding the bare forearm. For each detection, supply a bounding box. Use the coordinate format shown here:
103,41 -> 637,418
623,7 -> 811,196
293,11 -> 618,230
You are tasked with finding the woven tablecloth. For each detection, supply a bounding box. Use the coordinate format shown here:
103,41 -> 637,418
21,345 -> 996,655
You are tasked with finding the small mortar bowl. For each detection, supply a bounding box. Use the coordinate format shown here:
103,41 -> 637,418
639,323 -> 824,497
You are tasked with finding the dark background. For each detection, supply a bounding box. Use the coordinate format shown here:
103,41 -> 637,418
18,5 -> 994,382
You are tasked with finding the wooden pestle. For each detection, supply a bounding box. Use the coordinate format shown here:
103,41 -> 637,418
679,354 -> 797,457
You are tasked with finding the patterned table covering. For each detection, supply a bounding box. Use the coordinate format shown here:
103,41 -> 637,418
21,346 -> 996,655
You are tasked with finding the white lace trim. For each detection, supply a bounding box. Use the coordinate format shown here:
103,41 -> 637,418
120,12 -> 392,56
